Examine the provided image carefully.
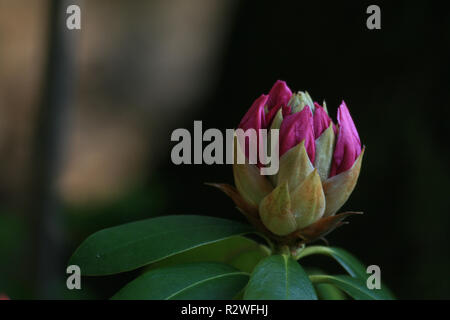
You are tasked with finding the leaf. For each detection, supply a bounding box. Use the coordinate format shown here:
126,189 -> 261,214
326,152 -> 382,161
299,246 -> 395,299
147,236 -> 269,273
309,275 -> 393,300
306,268 -> 347,300
244,255 -> 317,300
314,283 -> 347,300
69,215 -> 254,275
298,246 -> 367,278
112,262 -> 249,300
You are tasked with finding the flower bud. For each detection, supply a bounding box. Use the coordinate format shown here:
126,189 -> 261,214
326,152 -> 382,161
289,91 -> 315,114
232,137 -> 273,207
211,81 -> 365,246
323,148 -> 364,217
313,105 -> 336,181
330,101 -> 362,177
259,182 -> 297,236
277,141 -> 314,191
279,106 -> 315,161
290,169 -> 325,229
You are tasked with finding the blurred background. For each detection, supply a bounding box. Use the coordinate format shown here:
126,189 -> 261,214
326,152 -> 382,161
0,0 -> 449,299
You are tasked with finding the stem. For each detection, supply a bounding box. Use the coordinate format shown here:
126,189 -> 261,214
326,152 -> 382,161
275,245 -> 290,255
291,243 -> 306,260
296,245 -> 330,260
255,232 -> 275,253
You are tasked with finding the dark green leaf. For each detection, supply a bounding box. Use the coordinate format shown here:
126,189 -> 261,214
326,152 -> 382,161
305,268 -> 347,300
69,215 -> 254,275
315,283 -> 347,300
112,262 -> 249,300
148,236 -> 269,273
309,275 -> 393,300
298,246 -> 395,298
298,246 -> 367,278
244,255 -> 317,300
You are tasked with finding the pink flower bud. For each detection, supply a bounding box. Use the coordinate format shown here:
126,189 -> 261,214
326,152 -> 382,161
238,94 -> 268,131
313,103 -> 333,139
213,81 -> 364,246
330,101 -> 362,177
238,94 -> 268,163
279,106 -> 315,162
267,80 -> 292,111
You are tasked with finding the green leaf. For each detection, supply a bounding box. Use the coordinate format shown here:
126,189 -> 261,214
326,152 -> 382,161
315,283 -> 347,300
147,236 -> 269,273
69,215 -> 254,275
297,246 -> 367,278
244,255 -> 317,300
306,268 -> 347,300
112,262 -> 249,300
309,275 -> 393,300
298,246 -> 395,299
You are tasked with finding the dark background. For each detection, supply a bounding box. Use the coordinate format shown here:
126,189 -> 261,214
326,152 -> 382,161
0,0 -> 449,299
161,0 -> 450,299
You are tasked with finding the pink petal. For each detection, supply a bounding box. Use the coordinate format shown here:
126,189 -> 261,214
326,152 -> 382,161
330,101 -> 362,176
238,94 -> 268,131
267,80 -> 292,110
238,94 -> 268,165
279,106 -> 315,162
313,103 -> 332,138
265,104 -> 291,128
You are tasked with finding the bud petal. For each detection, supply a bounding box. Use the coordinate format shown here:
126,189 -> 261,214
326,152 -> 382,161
277,141 -> 314,191
288,93 -> 304,113
289,91 -> 315,114
330,101 -> 361,176
238,94 -> 268,131
279,106 -> 315,161
233,137 -> 273,207
267,108 -> 283,185
313,104 -> 332,139
267,80 -> 292,110
322,100 -> 328,114
290,169 -> 325,229
304,91 -> 315,113
314,125 -> 335,181
323,147 -> 365,217
269,107 -> 283,131
259,182 -> 297,236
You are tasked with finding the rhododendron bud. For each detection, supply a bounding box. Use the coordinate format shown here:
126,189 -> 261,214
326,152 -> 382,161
211,80 -> 364,247
279,106 -> 315,162
267,80 -> 292,111
330,101 -> 362,177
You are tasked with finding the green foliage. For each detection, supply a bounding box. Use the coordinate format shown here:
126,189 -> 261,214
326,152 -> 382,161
298,245 -> 367,278
244,255 -> 317,300
112,263 -> 249,300
69,215 -> 253,275
298,245 -> 395,299
69,215 -> 395,300
147,236 -> 269,273
309,275 -> 393,300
